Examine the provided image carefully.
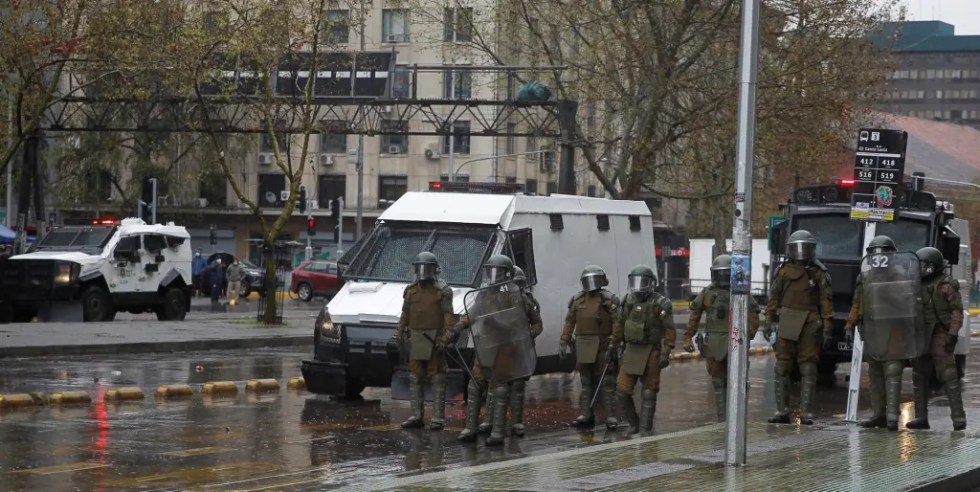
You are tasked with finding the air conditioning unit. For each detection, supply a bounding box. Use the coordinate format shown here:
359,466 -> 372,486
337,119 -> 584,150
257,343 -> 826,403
424,143 -> 441,160
280,190 -> 290,202
388,145 -> 403,155
380,105 -> 393,115
195,198 -> 209,208
258,153 -> 273,166
319,154 -> 334,166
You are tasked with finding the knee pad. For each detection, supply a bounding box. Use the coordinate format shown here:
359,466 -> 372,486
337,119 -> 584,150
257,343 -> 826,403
939,366 -> 958,384
799,362 -> 817,377
511,380 -> 526,393
492,384 -> 510,399
641,389 -> 657,400
774,362 -> 792,377
431,373 -> 447,385
883,361 -> 904,379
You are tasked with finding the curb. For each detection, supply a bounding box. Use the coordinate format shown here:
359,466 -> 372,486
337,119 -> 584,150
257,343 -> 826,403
669,345 -> 773,362
0,335 -> 311,358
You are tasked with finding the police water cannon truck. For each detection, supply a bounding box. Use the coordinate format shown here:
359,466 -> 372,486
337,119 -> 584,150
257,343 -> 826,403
768,175 -> 970,382
302,190 -> 659,398
0,218 -> 193,322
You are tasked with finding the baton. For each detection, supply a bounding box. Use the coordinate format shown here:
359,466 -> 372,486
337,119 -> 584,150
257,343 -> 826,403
589,360 -> 611,409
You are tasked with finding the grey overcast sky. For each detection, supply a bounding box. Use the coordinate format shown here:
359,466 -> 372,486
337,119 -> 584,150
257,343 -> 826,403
903,0 -> 980,35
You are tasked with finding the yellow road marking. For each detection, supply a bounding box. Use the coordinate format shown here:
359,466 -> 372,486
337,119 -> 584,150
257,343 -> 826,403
102,462 -> 280,487
161,447 -> 235,458
11,462 -> 110,475
359,423 -> 403,431
197,466 -> 324,489
300,422 -> 359,432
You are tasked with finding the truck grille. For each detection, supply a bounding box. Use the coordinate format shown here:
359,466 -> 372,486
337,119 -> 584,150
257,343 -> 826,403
1,260 -> 55,297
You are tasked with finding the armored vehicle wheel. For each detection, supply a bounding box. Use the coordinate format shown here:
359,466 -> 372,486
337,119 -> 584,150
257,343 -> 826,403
156,288 -> 188,321
81,286 -> 114,322
297,282 -> 313,302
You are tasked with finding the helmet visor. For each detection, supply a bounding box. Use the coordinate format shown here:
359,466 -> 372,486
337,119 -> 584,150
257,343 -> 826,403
415,263 -> 437,281
628,275 -> 653,293
482,266 -> 509,285
711,268 -> 731,286
867,245 -> 894,255
786,242 -> 816,261
581,274 -> 601,292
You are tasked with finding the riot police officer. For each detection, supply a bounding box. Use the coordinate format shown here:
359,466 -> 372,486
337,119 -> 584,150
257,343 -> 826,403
561,265 -> 620,430
764,230 -> 833,425
907,247 -> 966,430
844,235 -> 909,431
393,252 -> 455,430
684,254 -> 760,422
610,265 -> 674,434
451,255 -> 540,445
509,266 -> 543,437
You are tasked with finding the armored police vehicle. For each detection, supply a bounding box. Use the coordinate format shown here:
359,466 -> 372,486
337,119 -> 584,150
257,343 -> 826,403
302,191 -> 658,397
0,218 -> 193,322
768,176 -> 969,383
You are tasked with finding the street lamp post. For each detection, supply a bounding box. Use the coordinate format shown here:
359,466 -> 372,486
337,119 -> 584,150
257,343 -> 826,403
451,150 -> 547,181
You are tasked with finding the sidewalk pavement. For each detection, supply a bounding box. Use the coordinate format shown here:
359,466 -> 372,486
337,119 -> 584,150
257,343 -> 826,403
346,422 -> 980,492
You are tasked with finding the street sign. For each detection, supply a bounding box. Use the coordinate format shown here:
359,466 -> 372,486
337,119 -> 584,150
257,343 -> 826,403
850,128 -> 908,222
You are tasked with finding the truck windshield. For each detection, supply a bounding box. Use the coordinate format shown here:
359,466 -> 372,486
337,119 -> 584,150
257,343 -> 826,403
344,222 -> 497,286
875,220 -> 931,253
795,214 -> 862,259
35,227 -> 115,252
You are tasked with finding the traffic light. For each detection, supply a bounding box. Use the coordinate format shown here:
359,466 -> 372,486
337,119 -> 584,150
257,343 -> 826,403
209,224 -> 217,245
297,186 -> 307,214
307,215 -> 316,236
330,198 -> 340,221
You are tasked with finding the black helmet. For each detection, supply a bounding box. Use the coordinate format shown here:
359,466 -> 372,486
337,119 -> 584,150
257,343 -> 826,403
916,247 -> 945,278
513,266 -> 527,288
627,264 -> 656,293
711,254 -> 732,286
482,254 -> 514,285
786,230 -> 816,262
412,251 -> 440,281
580,265 -> 608,292
866,235 -> 896,255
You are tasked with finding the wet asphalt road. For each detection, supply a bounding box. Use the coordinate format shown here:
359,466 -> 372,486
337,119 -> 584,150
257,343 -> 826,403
2,340 -> 979,491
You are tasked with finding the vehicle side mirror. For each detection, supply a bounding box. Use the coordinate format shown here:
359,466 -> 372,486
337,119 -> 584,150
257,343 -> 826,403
940,225 -> 960,265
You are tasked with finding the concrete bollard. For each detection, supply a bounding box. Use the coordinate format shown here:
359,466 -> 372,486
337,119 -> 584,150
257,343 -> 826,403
0,394 -> 39,409
201,381 -> 238,396
286,377 -> 306,390
105,387 -> 145,402
155,384 -> 194,398
245,379 -> 281,393
50,391 -> 92,405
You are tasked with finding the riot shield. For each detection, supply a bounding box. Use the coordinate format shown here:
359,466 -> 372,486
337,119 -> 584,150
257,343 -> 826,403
463,281 -> 536,385
859,251 -> 928,360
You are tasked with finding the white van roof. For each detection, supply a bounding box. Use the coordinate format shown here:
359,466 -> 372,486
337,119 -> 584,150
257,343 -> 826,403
379,192 -> 651,226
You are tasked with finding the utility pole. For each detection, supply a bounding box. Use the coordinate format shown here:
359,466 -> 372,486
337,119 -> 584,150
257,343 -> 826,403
5,93 -> 13,227
447,6 -> 457,182
726,0 -> 761,467
354,0 -> 367,244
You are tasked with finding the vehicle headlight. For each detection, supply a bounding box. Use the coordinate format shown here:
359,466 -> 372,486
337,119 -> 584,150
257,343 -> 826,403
318,310 -> 340,339
54,262 -> 78,285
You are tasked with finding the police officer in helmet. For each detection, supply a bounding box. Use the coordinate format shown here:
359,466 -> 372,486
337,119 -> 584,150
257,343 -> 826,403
393,252 -> 455,430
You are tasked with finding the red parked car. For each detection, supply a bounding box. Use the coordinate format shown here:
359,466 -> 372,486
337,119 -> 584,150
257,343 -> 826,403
290,260 -> 342,302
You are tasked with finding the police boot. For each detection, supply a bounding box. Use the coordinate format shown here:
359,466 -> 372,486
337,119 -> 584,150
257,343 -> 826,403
508,380 -> 527,437
478,386 -> 494,435
573,372 -> 596,428
884,361 -> 903,432
617,391 -> 639,434
712,378 -> 727,422
799,362 -> 817,425
906,361 -> 930,430
486,384 -> 510,446
458,379 -> 484,443
768,365 -> 791,424
860,362 -> 888,429
639,389 -> 657,434
429,374 -> 447,431
942,367 -> 967,431
602,377 -> 619,430
401,374 -> 425,429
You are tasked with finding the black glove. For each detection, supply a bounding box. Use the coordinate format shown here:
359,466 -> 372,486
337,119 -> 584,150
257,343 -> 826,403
606,346 -> 617,364
945,334 -> 958,354
658,351 -> 670,369
559,340 -> 569,359
821,334 -> 834,351
447,327 -> 461,345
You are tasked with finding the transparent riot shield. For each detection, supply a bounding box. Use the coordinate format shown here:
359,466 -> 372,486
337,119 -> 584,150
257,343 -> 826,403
463,281 -> 536,385
859,251 -> 928,360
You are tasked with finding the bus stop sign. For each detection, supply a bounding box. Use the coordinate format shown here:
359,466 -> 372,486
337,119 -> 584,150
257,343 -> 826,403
850,128 -> 908,222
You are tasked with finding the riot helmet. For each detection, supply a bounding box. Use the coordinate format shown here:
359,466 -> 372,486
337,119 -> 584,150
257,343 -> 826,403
482,254 -> 514,285
711,254 -> 732,287
866,235 -> 896,255
916,247 -> 945,279
627,265 -> 656,294
412,252 -> 440,282
786,230 -> 817,262
513,266 -> 527,288
580,265 -> 608,292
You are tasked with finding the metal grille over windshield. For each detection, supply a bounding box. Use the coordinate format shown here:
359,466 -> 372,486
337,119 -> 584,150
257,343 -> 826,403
345,223 -> 497,286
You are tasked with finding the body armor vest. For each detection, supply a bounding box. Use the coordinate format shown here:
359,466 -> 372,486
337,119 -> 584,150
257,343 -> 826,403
572,293 -> 613,336
623,293 -> 665,345
408,283 -> 445,331
778,263 -> 820,311
704,287 -> 730,336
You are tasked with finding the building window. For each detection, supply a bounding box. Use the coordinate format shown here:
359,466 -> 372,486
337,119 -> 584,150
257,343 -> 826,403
541,149 -> 556,173
381,120 -> 408,154
320,122 -> 347,154
546,181 -> 558,196
259,129 -> 288,154
443,67 -> 472,99
917,90 -> 925,99
323,10 -> 350,44
505,176 -> 517,184
926,69 -> 936,79
391,65 -> 410,99
440,175 -> 470,182
379,175 -> 407,208
527,136 -> 538,157
952,109 -> 963,120
318,174 -> 346,208
587,185 -> 597,197
258,173 -> 286,208
525,179 -> 538,195
936,90 -> 944,99
444,7 -> 473,42
442,121 -> 471,154
506,123 -> 516,154
382,9 -> 410,43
